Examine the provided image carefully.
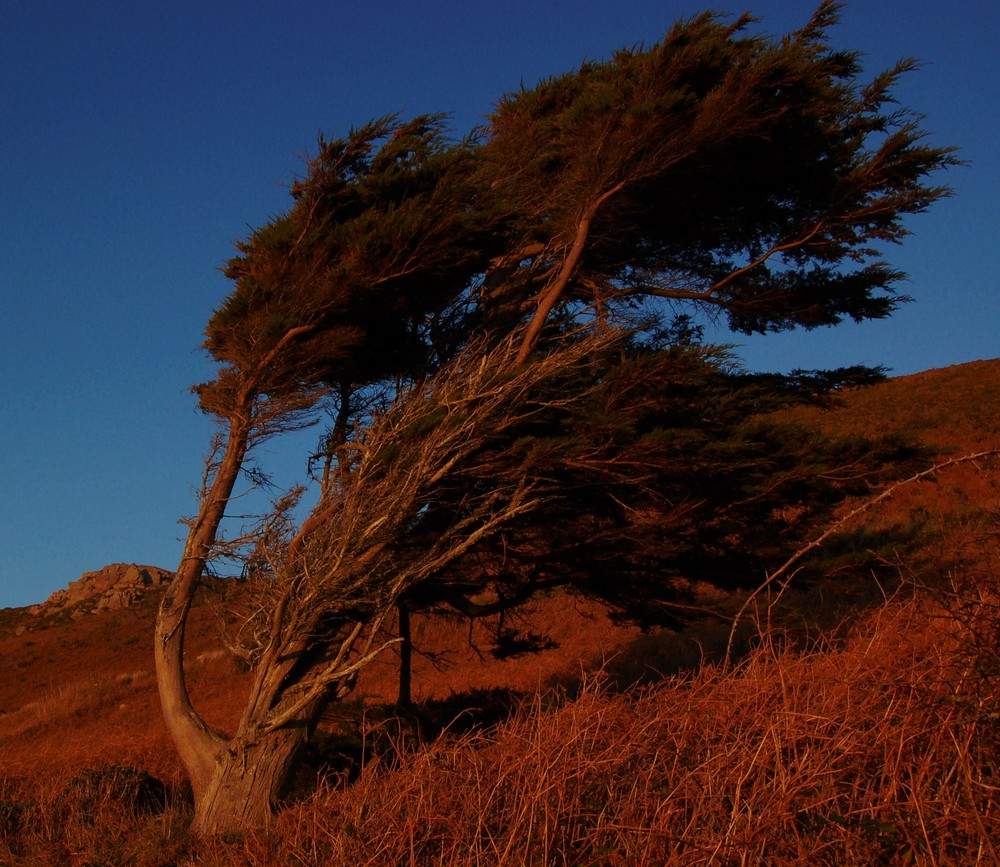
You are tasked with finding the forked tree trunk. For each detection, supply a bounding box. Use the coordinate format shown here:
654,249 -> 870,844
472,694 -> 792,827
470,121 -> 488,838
156,325 -> 326,834
192,728 -> 306,835
191,633 -> 341,833
157,415 -> 348,833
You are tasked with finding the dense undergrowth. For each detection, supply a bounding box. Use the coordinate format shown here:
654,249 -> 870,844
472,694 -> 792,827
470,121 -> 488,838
3,361 -> 998,864
2,572 -> 997,866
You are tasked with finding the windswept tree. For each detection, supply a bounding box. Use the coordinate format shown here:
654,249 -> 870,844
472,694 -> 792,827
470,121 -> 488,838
156,2 -> 956,833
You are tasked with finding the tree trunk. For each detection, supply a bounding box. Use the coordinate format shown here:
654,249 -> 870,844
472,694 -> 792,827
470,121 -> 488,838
156,324 -> 322,833
155,419 -> 251,801
397,602 -> 412,708
515,186 -> 624,365
193,728 -> 305,836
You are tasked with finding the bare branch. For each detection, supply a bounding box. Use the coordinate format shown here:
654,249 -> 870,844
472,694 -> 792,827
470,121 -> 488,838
726,449 -> 1000,662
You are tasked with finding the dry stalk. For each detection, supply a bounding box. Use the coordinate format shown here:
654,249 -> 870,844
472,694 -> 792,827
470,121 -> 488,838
726,448 -> 1000,663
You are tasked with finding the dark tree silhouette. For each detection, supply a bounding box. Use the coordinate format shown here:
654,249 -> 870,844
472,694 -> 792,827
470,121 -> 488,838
154,3 -> 956,833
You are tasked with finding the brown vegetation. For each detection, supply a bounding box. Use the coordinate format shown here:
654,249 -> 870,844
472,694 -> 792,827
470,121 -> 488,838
1,357 -> 999,863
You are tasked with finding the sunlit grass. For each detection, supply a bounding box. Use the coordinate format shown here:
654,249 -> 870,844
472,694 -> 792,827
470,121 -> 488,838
1,359 -> 998,863
1,581 -> 997,865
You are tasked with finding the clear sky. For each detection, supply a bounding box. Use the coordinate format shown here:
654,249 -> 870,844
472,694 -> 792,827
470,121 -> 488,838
2,1 -> 997,609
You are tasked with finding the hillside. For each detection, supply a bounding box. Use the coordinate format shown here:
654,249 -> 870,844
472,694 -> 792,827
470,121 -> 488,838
2,357 -> 998,774
783,357 -> 1000,582
1,357 -> 998,864
787,357 -> 1000,451
0,572 -> 650,787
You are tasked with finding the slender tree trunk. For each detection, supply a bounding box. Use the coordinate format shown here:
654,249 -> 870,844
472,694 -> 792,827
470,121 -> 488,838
515,185 -> 625,364
397,602 -> 413,708
155,432 -> 347,834
156,324 -> 321,832
321,380 -> 353,497
154,418 -> 250,800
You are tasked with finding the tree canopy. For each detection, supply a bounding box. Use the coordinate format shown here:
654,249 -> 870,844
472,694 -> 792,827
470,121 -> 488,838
155,2 -> 956,834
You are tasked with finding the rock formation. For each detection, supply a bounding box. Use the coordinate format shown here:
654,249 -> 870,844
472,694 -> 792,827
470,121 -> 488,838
31,563 -> 174,616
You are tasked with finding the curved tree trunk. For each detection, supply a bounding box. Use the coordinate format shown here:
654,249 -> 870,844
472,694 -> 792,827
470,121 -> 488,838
154,418 -> 250,801
155,415 -> 346,833
155,410 -> 349,832
515,185 -> 625,364
156,323 -> 326,831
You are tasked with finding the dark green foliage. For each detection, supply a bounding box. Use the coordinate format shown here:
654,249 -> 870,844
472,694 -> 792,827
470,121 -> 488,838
196,2 -> 955,420
478,1 -> 955,340
170,5 -> 957,823
396,339 -> 922,627
197,114 -> 503,416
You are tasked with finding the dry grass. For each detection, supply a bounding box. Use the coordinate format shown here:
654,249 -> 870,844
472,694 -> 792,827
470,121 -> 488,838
247,589 -> 996,866
0,670 -> 151,742
2,358 -> 998,863
5,583 -> 991,865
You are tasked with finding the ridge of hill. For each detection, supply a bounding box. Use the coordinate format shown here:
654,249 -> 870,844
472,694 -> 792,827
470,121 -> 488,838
786,357 -> 1000,571
1,356 -> 998,788
31,563 -> 174,617
787,357 -> 1000,451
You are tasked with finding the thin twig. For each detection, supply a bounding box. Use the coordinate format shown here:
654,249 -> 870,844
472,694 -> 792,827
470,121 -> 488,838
725,448 -> 1000,663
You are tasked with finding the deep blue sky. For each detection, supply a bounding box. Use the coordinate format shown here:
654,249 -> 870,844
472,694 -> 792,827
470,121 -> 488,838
2,1 -> 996,609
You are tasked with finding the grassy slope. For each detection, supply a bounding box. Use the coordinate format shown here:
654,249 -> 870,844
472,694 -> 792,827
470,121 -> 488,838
1,357 -> 998,863
783,357 -> 1000,582
788,358 -> 1000,450
0,582 -> 645,787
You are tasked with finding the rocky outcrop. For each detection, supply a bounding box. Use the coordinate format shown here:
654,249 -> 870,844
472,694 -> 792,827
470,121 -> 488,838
31,563 -> 174,616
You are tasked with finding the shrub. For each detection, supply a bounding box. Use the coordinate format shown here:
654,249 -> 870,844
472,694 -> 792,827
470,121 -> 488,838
59,765 -> 168,824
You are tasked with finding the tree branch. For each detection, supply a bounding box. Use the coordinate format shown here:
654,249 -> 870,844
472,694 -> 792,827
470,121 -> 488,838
725,448 -> 1000,663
